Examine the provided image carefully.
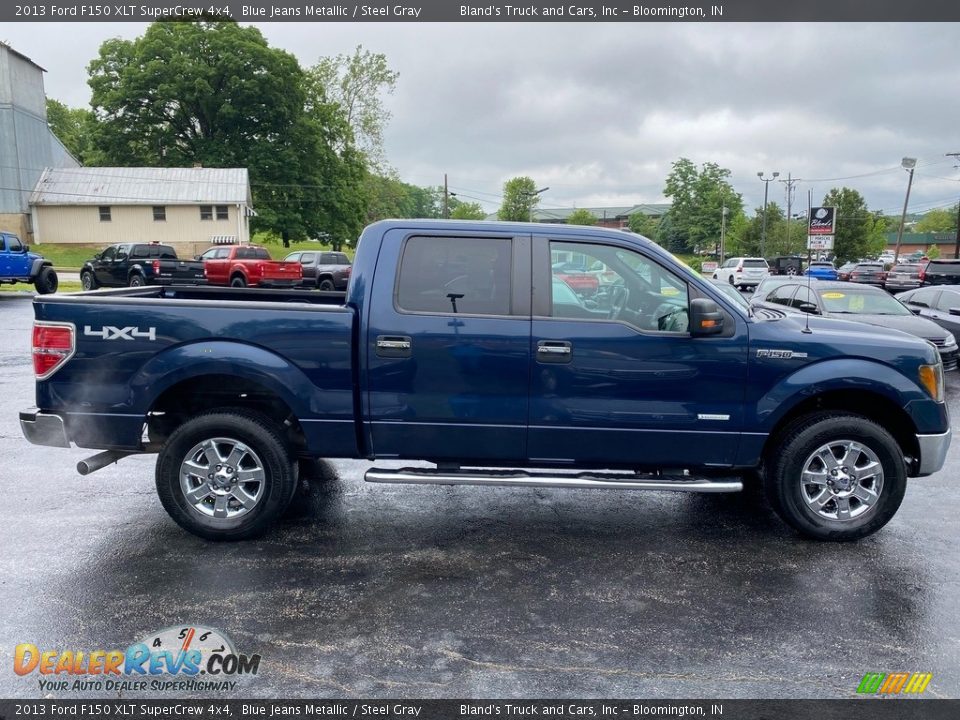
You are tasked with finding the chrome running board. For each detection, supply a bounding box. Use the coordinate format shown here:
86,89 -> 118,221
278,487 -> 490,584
364,467 -> 742,493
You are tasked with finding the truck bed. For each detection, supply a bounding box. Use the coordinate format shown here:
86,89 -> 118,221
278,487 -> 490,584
32,284 -> 356,454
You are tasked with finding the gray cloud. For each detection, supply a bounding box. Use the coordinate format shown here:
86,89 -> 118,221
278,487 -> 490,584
11,21 -> 960,216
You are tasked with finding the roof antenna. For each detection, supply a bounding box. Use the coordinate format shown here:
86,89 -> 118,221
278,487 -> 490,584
802,188 -> 813,334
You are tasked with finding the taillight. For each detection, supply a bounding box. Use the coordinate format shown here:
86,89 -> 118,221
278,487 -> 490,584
919,267 -> 926,282
32,322 -> 75,379
736,263 -> 743,272
152,260 -> 160,274
344,267 -> 352,277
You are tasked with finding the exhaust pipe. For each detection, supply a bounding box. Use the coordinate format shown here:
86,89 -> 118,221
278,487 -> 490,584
77,450 -> 136,476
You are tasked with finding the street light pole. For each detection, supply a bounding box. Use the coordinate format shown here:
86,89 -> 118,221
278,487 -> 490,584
521,186 -> 549,223
948,152 -> 960,259
893,157 -> 917,265
757,171 -> 779,257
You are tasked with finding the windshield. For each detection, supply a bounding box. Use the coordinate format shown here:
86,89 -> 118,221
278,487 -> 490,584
819,288 -> 911,316
711,281 -> 750,309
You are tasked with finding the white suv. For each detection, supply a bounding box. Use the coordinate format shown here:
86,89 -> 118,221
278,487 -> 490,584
712,257 -> 769,290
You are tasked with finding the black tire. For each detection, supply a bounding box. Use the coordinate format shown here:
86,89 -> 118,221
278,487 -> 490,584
80,270 -> 97,291
763,412 -> 906,541
230,275 -> 247,288
155,409 -> 297,541
318,278 -> 335,292
128,273 -> 145,287
728,275 -> 735,285
34,266 -> 58,295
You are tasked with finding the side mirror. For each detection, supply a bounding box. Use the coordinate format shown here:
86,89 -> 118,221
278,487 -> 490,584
910,307 -> 922,315
796,302 -> 820,315
690,297 -> 724,336
949,308 -> 960,317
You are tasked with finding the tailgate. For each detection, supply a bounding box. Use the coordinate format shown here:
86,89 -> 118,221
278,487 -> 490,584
262,261 -> 302,280
160,260 -> 206,282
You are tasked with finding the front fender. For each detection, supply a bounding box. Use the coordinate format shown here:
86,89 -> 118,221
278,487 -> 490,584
752,357 -> 938,433
29,258 -> 50,278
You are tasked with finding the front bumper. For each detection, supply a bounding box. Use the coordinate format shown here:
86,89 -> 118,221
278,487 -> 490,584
20,407 -> 69,448
939,346 -> 959,372
916,428 -> 952,476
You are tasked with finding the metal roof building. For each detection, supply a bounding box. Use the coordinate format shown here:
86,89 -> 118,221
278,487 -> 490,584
30,166 -> 254,250
30,166 -> 252,206
486,203 -> 671,228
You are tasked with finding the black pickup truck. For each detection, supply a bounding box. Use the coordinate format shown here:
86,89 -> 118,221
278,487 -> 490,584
80,243 -> 206,290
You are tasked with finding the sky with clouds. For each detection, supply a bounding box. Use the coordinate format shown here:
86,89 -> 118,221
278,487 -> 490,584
10,21 -> 960,217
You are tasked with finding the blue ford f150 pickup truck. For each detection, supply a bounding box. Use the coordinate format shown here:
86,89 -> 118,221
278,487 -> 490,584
19,221 -> 952,541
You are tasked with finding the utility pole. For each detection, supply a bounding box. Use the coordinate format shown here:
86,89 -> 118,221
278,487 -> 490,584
779,172 -> 798,255
949,153 -> 960,259
720,206 -> 728,264
443,173 -> 449,219
893,158 -> 917,265
757,171 -> 779,257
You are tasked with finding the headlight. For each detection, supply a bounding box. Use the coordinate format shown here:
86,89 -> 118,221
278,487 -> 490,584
945,333 -> 957,347
919,362 -> 945,403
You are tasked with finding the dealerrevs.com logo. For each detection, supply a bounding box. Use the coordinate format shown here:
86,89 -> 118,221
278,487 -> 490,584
856,672 -> 932,695
14,625 -> 260,693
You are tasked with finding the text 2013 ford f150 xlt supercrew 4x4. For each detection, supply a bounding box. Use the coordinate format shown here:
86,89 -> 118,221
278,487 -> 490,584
19,221 -> 952,541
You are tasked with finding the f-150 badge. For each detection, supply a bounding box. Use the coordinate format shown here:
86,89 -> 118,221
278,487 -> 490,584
84,325 -> 156,341
756,348 -> 808,359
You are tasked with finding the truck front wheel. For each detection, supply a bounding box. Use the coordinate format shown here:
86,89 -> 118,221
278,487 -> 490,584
155,409 -> 297,540
34,266 -> 58,294
764,412 -> 906,541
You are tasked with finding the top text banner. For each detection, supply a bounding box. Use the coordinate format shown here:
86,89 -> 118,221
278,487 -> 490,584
6,0 -> 960,22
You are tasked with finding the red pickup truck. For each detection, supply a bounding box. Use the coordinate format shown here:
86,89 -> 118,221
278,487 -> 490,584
200,245 -> 302,288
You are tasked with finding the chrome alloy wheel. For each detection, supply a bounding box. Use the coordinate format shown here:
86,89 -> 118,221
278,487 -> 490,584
800,440 -> 884,522
179,437 -> 265,519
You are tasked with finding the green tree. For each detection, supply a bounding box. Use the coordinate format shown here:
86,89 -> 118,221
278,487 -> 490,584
45,98 -> 98,164
662,158 -> 743,253
497,176 -> 539,221
306,45 -> 398,172
822,187 -> 886,262
628,212 -> 660,238
915,208 -> 957,233
87,21 -> 366,247
927,245 -> 941,259
449,199 -> 486,220
567,208 -> 597,226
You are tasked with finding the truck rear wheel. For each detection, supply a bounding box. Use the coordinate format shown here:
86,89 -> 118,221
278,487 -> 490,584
128,273 -> 145,287
155,409 -> 297,540
318,278 -> 335,291
230,275 -> 247,288
34,266 -> 58,295
764,412 -> 906,541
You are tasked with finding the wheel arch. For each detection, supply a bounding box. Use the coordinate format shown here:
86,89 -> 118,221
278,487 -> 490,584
760,388 -> 920,468
134,342 -> 316,451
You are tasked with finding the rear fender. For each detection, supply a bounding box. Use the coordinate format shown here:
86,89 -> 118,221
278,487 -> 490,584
130,340 -> 315,419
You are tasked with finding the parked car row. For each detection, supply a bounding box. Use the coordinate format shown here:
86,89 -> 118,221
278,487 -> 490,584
750,278 -> 959,371
76,242 -> 351,291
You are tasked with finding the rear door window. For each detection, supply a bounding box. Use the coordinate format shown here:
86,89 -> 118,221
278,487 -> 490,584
397,236 -> 513,316
766,285 -> 798,307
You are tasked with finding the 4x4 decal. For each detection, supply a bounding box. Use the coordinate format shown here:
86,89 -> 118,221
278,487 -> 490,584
83,325 -> 156,341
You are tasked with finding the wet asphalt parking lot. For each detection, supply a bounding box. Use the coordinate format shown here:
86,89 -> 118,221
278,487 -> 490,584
1,290 -> 958,700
